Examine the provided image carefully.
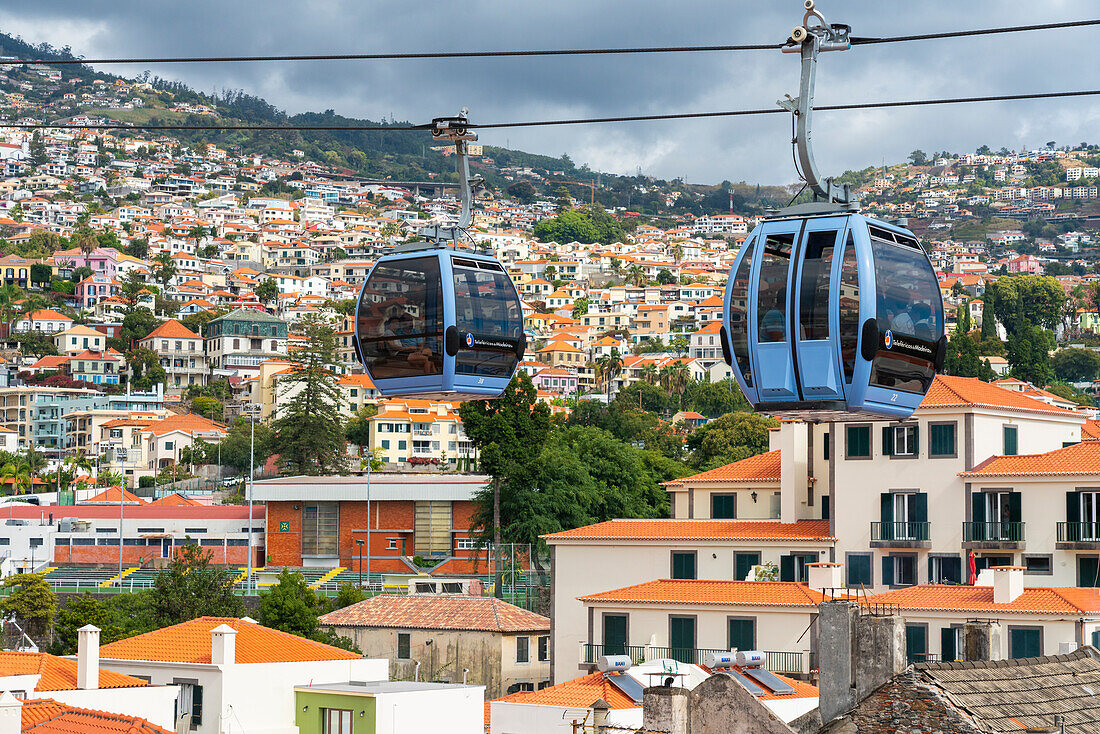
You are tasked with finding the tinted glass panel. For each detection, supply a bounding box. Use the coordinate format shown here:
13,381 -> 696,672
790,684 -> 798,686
757,232 -> 793,343
356,257 -> 444,379
728,236 -> 756,386
453,262 -> 523,378
799,230 -> 836,341
838,232 -> 860,382
870,233 -> 942,393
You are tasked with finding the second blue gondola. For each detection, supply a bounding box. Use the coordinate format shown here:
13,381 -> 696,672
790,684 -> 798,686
720,207 -> 945,419
353,247 -> 526,400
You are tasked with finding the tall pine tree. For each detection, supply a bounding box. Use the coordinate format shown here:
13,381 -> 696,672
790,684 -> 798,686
272,315 -> 347,475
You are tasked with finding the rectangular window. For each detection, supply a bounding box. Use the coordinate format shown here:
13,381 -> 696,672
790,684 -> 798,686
516,636 -> 530,664
884,554 -> 917,586
892,424 -> 918,456
1009,627 -> 1042,659
398,440 -> 407,451
780,553 -> 818,583
941,626 -> 962,663
929,423 -> 957,457
711,494 -> 736,519
322,708 -> 353,734
847,553 -> 872,587
397,632 -> 410,660
905,624 -> 928,663
823,432 -> 830,460
669,616 -> 697,664
176,682 -> 203,727
381,440 -> 390,450
1024,555 -> 1052,575
671,551 -> 696,580
929,555 -> 962,584
757,232 -> 793,343
846,425 -> 870,458
728,618 -> 755,652
538,635 -> 549,662
735,552 -> 760,581
1003,425 -> 1018,456
301,503 -> 339,556
603,614 -> 628,656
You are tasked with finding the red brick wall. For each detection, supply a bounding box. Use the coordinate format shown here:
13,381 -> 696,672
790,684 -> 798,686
266,501 -> 302,566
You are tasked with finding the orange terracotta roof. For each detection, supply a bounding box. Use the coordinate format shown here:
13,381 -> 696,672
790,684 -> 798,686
578,579 -> 828,607
22,699 -> 172,734
100,617 -> 359,664
866,585 -> 1100,615
140,413 -> 225,437
664,450 -> 780,485
919,375 -> 1079,416
319,596 -> 549,633
141,319 -> 201,341
149,492 -> 202,507
543,519 -> 835,542
0,651 -> 148,691
82,486 -> 147,505
491,670 -> 638,711
960,440 -> 1100,477
25,309 -> 73,322
1083,419 -> 1100,441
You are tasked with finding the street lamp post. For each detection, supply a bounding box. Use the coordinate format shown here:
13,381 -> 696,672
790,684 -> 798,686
246,413 -> 255,595
355,539 -> 364,588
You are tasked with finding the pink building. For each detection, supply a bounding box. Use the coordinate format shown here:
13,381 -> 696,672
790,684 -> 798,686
532,367 -> 579,397
1006,254 -> 1043,274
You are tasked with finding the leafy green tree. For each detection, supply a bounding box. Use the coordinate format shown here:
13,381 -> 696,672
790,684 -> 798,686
986,275 -> 1066,338
1,573 -> 56,640
1006,325 -> 1056,385
150,252 -> 178,290
571,297 -> 589,319
149,542 -> 243,626
126,238 -> 150,259
272,316 -> 347,475
1052,348 -> 1100,382
1046,383 -> 1093,406
908,150 -> 929,166
685,412 -> 778,470
682,379 -> 750,417
328,583 -> 366,611
943,333 -> 996,380
507,181 -> 537,204
13,331 -> 58,358
110,308 -> 159,351
258,569 -> 322,638
49,593 -> 124,655
657,269 -> 676,285
127,347 -> 167,390
980,302 -> 998,341
345,405 -> 378,448
29,130 -> 47,166
532,206 -> 623,245
220,417 -> 275,473
255,279 -> 279,304
29,263 -> 51,288
191,396 -> 223,422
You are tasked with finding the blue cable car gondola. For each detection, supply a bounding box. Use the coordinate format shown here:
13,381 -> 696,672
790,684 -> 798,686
353,111 -> 526,400
720,2 -> 945,419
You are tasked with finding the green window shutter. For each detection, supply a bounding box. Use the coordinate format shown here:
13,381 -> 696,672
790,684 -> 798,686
915,493 -> 928,524
735,553 -> 760,581
1008,492 -> 1022,524
881,493 -> 893,540
941,627 -> 957,662
823,433 -> 830,460
1067,491 -> 1081,522
912,426 -> 920,455
971,492 -> 986,523
882,426 -> 894,456
848,554 -> 871,587
728,619 -> 755,651
780,555 -> 795,582
1004,426 -> 1018,455
882,556 -> 894,586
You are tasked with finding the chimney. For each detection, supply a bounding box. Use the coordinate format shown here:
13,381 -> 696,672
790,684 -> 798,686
76,624 -> 100,690
807,562 -> 843,592
0,691 -> 21,734
963,621 -> 1002,661
778,421 -> 807,524
592,699 -> 610,733
992,566 -> 1024,604
210,624 -> 237,665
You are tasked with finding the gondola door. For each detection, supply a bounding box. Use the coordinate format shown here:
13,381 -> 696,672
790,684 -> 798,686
749,220 -> 801,402
791,217 -> 847,401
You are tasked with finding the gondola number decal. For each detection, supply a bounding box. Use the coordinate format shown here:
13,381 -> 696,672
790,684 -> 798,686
884,330 -> 893,349
891,393 -> 898,402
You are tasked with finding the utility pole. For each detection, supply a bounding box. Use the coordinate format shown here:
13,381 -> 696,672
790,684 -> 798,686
246,413 -> 254,594
365,461 -> 372,590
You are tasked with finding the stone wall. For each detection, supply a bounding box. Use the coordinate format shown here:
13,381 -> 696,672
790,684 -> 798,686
822,671 -> 983,734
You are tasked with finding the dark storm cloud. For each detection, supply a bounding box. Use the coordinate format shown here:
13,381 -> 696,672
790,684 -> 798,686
2,1 -> 1098,184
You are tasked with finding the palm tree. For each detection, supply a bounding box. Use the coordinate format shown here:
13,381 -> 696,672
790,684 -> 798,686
98,470 -> 123,489
639,363 -> 659,385
667,361 -> 690,409
23,447 -> 46,477
627,265 -> 645,287
0,460 -> 31,496
597,349 -> 624,401
0,283 -> 24,328
670,243 -> 684,265
72,226 -> 98,269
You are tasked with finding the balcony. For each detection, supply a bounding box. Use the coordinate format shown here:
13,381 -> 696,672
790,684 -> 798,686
580,644 -> 811,675
962,522 -> 1025,550
870,522 -> 931,549
1057,522 -> 1100,549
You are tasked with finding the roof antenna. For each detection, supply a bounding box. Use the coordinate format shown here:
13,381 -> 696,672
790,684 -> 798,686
778,1 -> 856,207
423,109 -> 483,248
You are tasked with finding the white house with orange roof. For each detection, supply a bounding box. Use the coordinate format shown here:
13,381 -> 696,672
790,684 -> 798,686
53,326 -> 106,356
14,309 -> 73,334
367,399 -> 476,468
97,617 -> 387,734
138,320 -> 207,391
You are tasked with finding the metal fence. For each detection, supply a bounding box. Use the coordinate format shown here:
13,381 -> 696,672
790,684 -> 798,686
580,643 -> 811,674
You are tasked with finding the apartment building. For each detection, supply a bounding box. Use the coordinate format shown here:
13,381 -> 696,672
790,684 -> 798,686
544,376 -> 1099,683
367,399 -> 476,467
0,384 -> 165,453
204,307 -> 288,375
98,413 -> 226,485
54,324 -> 107,355
138,318 -> 208,391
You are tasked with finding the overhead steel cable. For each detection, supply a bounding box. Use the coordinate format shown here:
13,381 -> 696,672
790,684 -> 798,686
6,18 -> 1099,66
7,88 -> 1100,132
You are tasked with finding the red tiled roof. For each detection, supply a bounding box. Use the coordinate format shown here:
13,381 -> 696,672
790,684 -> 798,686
100,617 -> 358,664
1083,418 -> 1100,441
866,585 -> 1100,615
22,699 -> 172,734
919,375 -> 1079,416
140,319 -> 201,341
664,450 -> 780,485
319,595 -> 549,633
960,440 -> 1100,477
543,519 -> 834,542
81,486 -> 147,505
0,652 -> 147,691
148,493 -> 201,507
578,579 -> 828,607
491,670 -> 638,712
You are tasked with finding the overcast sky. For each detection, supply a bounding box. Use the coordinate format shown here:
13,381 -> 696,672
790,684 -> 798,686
1,1 -> 1097,185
